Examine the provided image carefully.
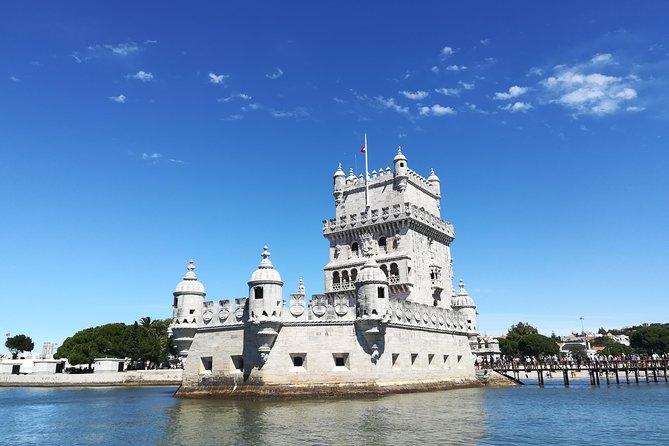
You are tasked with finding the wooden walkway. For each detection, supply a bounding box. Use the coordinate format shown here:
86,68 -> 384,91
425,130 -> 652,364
491,360 -> 669,386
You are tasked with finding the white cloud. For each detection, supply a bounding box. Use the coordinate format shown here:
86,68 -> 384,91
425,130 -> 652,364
144,39 -> 158,45
127,70 -> 154,82
9,76 -> 20,82
626,106 -> 645,112
458,81 -> 475,90
494,85 -> 528,100
209,72 -> 229,84
102,42 -> 139,56
108,94 -> 127,103
332,97 -> 345,103
541,61 -> 640,115
465,102 -> 489,114
266,67 -> 284,80
399,90 -> 429,100
500,101 -> 533,112
480,38 -> 490,46
445,65 -> 467,72
142,152 -> 161,160
431,66 -> 440,73
434,87 -> 460,96
220,114 -> 244,121
217,93 -> 252,102
71,53 -> 82,63
270,107 -> 309,118
441,46 -> 454,56
375,96 -> 409,114
591,53 -> 613,64
527,67 -> 543,77
419,104 -> 455,116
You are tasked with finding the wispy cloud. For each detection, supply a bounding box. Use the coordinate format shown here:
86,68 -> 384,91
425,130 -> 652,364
375,96 -> 409,115
73,41 -> 152,63
527,67 -> 543,77
220,114 -> 244,121
142,152 -> 161,160
500,101 -> 532,112
217,93 -> 252,102
434,87 -> 460,96
332,97 -> 345,104
126,70 -> 154,82
108,94 -> 127,104
441,46 -> 454,56
209,72 -> 229,84
458,81 -> 475,90
419,104 -> 455,116
102,42 -> 139,56
9,76 -> 20,82
143,39 -> 158,45
466,102 -> 489,114
541,55 -> 640,115
494,85 -> 528,100
445,65 -> 467,72
591,53 -> 613,64
431,66 -> 440,73
480,38 -> 490,46
266,67 -> 284,80
399,90 -> 429,100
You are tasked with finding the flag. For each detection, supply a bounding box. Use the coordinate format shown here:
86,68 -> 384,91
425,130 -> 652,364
361,146 -> 366,153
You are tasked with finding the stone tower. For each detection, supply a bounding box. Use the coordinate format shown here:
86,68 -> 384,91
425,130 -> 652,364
323,148 -> 455,308
170,260 -> 206,357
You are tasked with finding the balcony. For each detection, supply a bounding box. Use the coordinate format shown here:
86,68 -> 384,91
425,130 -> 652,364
332,281 -> 355,291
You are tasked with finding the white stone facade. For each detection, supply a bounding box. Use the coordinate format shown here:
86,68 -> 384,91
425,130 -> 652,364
170,149 -> 481,397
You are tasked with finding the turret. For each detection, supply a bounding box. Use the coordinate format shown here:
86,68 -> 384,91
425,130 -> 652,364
428,168 -> 441,197
354,233 -> 389,319
452,279 -> 478,336
170,260 -> 206,357
333,163 -> 345,206
248,246 -> 284,322
393,147 -> 408,192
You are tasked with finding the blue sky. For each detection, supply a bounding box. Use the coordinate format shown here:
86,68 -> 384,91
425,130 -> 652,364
2,2 -> 668,352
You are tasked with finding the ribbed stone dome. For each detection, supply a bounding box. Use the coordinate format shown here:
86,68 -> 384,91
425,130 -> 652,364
393,148 -> 407,163
174,260 -> 206,295
452,279 -> 475,308
428,168 -> 440,182
249,246 -> 283,284
356,257 -> 388,283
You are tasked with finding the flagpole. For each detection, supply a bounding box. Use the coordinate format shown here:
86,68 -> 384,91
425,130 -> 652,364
364,133 -> 369,208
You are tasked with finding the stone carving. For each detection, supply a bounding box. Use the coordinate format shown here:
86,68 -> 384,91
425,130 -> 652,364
219,309 -> 230,322
311,295 -> 327,317
334,295 -> 349,316
235,298 -> 247,320
202,310 -> 213,323
359,233 -> 375,257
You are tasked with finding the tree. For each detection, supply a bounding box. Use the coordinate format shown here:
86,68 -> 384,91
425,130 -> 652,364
498,338 -> 518,357
506,322 -> 539,341
630,326 -> 669,355
517,334 -> 559,357
5,334 -> 34,359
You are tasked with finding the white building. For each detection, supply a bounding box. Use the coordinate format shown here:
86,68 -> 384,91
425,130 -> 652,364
170,149 -> 482,397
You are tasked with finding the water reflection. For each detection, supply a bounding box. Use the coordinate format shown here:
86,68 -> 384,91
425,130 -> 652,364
161,388 -> 487,446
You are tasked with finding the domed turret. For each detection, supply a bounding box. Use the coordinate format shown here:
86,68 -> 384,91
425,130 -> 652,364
452,279 -> 477,334
170,260 -> 206,357
248,246 -> 284,322
428,168 -> 441,197
393,147 -> 408,192
333,163 -> 345,206
355,243 -> 389,320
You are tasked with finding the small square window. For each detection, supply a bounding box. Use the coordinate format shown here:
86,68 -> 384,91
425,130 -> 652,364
189,309 -> 195,314
230,355 -> 243,372
333,353 -> 350,370
290,353 -> 307,370
199,356 -> 213,374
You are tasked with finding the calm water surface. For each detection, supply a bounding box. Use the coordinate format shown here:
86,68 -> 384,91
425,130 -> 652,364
1,380 -> 667,445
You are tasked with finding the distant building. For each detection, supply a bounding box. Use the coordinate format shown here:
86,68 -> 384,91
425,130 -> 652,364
170,149 -> 484,397
41,342 -> 55,359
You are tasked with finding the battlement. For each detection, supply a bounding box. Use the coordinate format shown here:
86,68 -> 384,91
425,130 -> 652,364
323,201 -> 454,241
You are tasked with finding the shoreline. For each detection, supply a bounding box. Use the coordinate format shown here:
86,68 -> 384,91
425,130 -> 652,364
0,369 -> 182,388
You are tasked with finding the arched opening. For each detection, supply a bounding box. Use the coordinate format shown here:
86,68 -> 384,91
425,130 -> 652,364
378,237 -> 387,252
342,270 -> 350,284
380,264 -> 388,277
390,263 -> 399,283
378,287 -> 385,298
351,268 -> 358,282
351,242 -> 359,257
333,271 -> 340,285
254,286 -> 264,299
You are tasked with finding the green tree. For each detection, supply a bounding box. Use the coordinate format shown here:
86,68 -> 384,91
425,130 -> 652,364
630,326 -> 669,355
498,338 -> 518,357
517,334 -> 559,357
5,334 -> 34,359
55,323 -> 132,366
506,322 -> 539,341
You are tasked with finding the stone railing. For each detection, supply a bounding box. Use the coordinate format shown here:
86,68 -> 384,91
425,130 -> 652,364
389,275 -> 400,284
332,281 -> 355,291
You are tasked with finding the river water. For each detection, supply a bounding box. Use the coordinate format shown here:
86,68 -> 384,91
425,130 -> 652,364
2,380 -> 667,445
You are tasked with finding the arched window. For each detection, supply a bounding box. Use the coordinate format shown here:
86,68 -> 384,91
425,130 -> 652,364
390,263 -> 399,276
333,271 -> 340,285
351,242 -> 359,256
379,237 -> 387,247
342,270 -> 350,283
380,264 -> 388,277
351,268 -> 358,282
